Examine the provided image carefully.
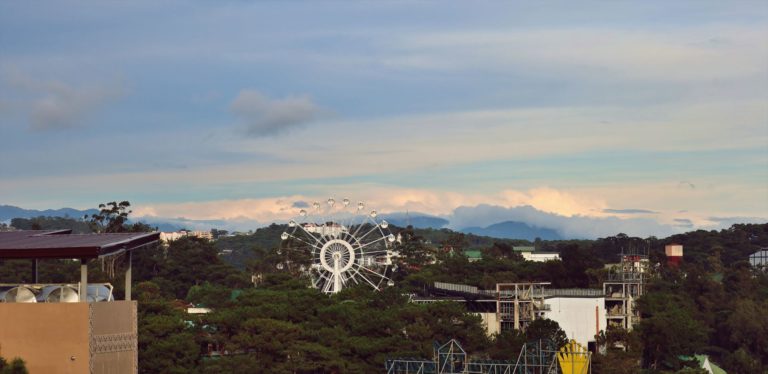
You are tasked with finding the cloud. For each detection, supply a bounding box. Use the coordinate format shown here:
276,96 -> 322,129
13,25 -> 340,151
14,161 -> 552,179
707,216 -> 767,226
387,26 -> 768,82
448,204 -> 678,239
292,201 -> 309,208
673,218 -> 694,228
1,69 -> 123,130
603,208 -> 658,214
678,181 -> 696,190
229,89 -> 327,136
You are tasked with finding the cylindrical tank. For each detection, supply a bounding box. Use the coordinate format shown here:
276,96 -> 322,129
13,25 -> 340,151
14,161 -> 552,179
38,285 -> 79,303
0,286 -> 38,303
87,284 -> 114,302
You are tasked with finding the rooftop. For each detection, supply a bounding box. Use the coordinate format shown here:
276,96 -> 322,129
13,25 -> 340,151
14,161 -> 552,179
0,230 -> 160,259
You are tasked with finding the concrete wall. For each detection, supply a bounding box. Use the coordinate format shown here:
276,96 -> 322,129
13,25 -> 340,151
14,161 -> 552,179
0,301 -> 136,374
542,297 -> 605,347
90,301 -> 137,374
475,312 -> 501,336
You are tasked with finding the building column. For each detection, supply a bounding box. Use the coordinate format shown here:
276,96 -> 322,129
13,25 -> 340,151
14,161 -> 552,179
79,258 -> 88,302
32,258 -> 38,283
125,251 -> 132,301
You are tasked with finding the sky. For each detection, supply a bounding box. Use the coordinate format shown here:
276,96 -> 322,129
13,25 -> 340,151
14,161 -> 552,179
1,1 -> 766,238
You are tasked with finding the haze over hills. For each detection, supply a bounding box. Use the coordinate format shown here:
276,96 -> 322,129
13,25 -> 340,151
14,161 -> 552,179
460,221 -> 562,241
0,205 -> 97,221
3,203 -> 765,241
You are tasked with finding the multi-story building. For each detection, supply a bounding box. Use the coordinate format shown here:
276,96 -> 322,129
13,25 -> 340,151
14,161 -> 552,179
416,282 -> 606,348
603,249 -> 649,330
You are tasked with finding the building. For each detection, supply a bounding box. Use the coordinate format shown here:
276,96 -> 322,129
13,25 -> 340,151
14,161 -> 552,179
665,244 -> 684,268
417,282 -> 605,348
749,249 -> 768,269
160,230 -> 213,244
513,246 -> 561,262
463,250 -> 482,262
540,289 -> 606,351
603,250 -> 649,330
0,229 -> 159,374
302,223 -> 346,237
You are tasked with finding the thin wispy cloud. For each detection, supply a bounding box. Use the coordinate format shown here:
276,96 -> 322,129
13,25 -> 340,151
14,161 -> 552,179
0,69 -> 123,131
230,89 -> 328,137
0,1 -> 765,238
603,209 -> 658,214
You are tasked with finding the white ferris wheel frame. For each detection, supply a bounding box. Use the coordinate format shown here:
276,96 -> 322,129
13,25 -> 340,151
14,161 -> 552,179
280,198 -> 397,294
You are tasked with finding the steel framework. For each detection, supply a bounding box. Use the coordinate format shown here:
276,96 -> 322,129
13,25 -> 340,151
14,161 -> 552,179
385,339 -> 580,374
603,248 -> 649,330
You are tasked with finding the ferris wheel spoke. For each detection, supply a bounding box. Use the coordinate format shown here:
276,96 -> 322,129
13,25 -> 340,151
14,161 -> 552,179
286,233 -> 323,250
352,266 -> 381,290
354,262 -> 389,280
355,235 -> 390,252
294,223 -> 326,247
355,223 -> 382,243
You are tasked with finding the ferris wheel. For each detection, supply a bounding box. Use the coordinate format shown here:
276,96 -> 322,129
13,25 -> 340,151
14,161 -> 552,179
279,198 -> 397,294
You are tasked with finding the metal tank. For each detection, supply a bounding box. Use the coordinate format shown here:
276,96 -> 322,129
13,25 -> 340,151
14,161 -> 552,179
0,285 -> 38,303
38,285 -> 79,303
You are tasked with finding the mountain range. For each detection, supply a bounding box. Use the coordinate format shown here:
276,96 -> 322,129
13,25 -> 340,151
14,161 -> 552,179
1,204 -> 565,241
0,205 -> 98,221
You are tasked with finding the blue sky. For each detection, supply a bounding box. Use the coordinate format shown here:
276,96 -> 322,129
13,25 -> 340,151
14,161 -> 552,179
1,1 -> 766,237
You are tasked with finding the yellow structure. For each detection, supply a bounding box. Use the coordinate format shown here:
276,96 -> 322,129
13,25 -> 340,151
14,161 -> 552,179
557,339 -> 591,374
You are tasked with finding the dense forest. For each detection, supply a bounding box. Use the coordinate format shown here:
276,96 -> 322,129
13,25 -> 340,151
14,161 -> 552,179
1,208 -> 766,373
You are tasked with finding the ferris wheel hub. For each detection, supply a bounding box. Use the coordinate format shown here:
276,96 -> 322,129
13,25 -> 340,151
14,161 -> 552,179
319,239 -> 356,273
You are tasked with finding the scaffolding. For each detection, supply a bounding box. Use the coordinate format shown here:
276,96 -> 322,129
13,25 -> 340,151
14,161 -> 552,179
385,339 -> 591,374
496,283 -> 550,332
603,248 -> 649,330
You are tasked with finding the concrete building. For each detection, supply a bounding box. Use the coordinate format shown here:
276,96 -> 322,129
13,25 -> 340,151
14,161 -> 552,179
541,289 -> 606,350
522,251 -> 561,262
417,282 -> 605,348
513,246 -> 561,262
0,229 -> 159,374
302,223 -> 346,237
604,250 -> 649,330
160,230 -> 213,244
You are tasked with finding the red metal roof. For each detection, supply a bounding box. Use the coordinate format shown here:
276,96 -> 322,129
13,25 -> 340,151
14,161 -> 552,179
0,230 -> 160,259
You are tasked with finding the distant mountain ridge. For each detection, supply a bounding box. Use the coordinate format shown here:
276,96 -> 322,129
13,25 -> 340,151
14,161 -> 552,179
0,205 -> 98,221
2,204 -> 561,241
460,220 -> 562,241
380,212 -> 449,229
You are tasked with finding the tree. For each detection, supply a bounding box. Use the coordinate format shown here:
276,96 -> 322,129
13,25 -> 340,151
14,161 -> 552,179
85,201 -> 154,233
135,282 -> 200,374
0,356 -> 28,374
524,318 -> 568,349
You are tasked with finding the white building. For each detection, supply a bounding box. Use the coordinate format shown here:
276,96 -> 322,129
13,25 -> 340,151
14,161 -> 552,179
303,223 -> 346,237
522,252 -> 561,262
514,246 -> 561,262
160,230 -> 213,244
542,290 -> 606,349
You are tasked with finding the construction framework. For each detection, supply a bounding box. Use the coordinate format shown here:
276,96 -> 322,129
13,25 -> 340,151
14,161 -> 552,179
603,248 -> 649,330
496,283 -> 550,332
385,339 -> 590,374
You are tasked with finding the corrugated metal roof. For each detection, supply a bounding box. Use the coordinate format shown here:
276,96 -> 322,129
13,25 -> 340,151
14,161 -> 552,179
0,230 -> 160,259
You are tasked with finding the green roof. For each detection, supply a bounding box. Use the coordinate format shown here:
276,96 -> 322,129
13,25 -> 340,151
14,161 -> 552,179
513,246 -> 535,252
463,250 -> 482,259
679,355 -> 727,374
